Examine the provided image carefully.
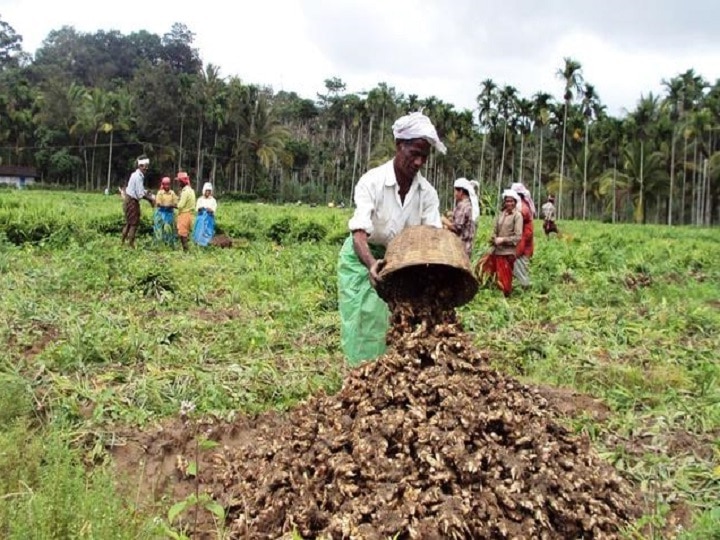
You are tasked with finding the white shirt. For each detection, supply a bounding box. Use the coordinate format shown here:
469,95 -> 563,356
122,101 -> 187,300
125,169 -> 146,200
348,159 -> 441,247
196,196 -> 217,213
541,201 -> 556,220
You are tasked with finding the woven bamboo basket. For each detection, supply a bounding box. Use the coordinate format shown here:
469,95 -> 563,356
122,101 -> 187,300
377,225 -> 478,307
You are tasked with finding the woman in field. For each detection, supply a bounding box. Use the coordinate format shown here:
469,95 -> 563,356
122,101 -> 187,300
175,172 -> 196,252
541,195 -> 559,236
510,182 -> 535,289
443,177 -> 479,259
194,182 -> 217,246
475,189 -> 523,297
153,176 -> 178,246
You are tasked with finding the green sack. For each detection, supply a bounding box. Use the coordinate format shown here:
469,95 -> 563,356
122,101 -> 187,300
337,235 -> 388,366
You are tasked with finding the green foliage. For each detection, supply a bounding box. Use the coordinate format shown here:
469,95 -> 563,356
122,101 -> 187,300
0,195 -> 718,537
267,215 -> 296,243
0,378 -> 157,538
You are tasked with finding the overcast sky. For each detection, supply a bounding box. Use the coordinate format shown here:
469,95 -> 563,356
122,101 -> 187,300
2,0 -> 719,117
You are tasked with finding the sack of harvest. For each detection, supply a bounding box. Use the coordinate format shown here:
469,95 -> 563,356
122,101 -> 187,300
377,225 -> 478,307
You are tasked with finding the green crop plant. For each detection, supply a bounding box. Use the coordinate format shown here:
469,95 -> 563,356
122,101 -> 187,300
0,191 -> 717,537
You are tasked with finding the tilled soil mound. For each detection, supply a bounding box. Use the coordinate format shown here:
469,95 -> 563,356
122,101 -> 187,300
195,303 -> 639,539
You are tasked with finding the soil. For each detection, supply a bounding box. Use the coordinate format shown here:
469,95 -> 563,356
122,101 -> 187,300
8,321 -> 59,360
111,295 -> 644,538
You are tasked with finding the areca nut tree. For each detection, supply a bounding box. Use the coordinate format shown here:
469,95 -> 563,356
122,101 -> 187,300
556,57 -> 583,219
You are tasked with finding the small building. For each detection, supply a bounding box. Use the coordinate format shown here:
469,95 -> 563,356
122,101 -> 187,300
0,165 -> 39,188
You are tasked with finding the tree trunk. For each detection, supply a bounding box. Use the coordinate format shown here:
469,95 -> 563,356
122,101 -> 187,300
691,142 -> 698,225
497,125 -> 508,203
668,128 -> 676,225
559,101 -> 569,219
582,122 -> 589,220
479,132 -> 487,186
106,130 -> 114,194
681,134 -> 688,224
211,129 -> 218,187
638,141 -> 645,224
518,134 -> 525,185
178,113 -> 185,172
366,115 -> 374,170
91,131 -> 99,190
350,121 -> 362,205
612,157 -> 617,224
196,116 -> 204,193
538,128 -> 544,199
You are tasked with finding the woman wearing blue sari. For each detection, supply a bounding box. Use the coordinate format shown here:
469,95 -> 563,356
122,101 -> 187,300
153,177 -> 178,246
194,182 -> 217,246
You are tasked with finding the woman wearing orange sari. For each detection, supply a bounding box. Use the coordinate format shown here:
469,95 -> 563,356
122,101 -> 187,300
476,189 -> 523,297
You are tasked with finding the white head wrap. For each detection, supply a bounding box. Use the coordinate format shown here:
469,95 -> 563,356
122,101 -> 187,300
202,182 -> 213,193
502,189 -> 520,204
137,158 -> 150,166
454,177 -> 479,221
392,112 -> 447,154
510,182 -> 536,218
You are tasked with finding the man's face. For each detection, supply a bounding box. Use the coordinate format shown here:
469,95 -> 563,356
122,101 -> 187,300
395,139 -> 431,180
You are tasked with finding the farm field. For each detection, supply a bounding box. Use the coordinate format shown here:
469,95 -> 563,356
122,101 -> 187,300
0,190 -> 719,539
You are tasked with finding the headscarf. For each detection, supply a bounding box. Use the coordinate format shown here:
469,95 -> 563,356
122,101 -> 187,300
202,182 -> 213,194
502,189 -> 520,204
510,182 -> 536,218
176,171 -> 190,185
137,158 -> 150,166
392,112 -> 447,154
454,177 -> 479,222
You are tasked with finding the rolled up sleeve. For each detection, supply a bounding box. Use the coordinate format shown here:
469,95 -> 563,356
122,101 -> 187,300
420,185 -> 441,228
348,178 -> 375,235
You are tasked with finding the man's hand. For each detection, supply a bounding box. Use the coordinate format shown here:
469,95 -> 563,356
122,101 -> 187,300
369,259 -> 386,289
441,216 -> 453,230
494,237 -> 504,246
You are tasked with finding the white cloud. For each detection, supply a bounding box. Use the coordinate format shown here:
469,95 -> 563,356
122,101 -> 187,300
2,0 -> 718,116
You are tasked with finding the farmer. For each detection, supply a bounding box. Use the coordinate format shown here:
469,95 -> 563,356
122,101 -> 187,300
337,111 -> 446,365
175,171 -> 196,252
541,195 -> 559,236
121,155 -> 155,248
510,182 -> 535,289
153,176 -> 178,246
475,189 -> 523,297
443,177 -> 479,259
194,182 -> 217,246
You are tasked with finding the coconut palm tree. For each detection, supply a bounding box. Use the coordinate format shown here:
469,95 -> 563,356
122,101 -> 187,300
556,57 -> 583,219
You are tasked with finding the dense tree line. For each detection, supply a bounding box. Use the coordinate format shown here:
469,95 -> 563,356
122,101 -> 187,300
0,16 -> 718,224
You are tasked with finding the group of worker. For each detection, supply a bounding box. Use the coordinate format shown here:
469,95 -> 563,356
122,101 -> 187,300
120,158 -> 218,251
